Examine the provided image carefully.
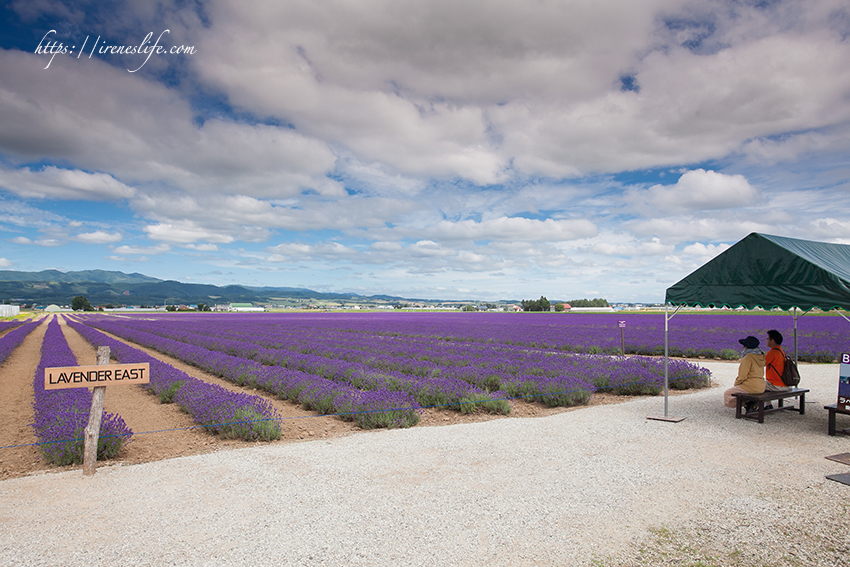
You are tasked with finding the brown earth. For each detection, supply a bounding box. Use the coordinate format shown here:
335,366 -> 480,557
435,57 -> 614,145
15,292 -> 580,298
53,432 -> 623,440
1,315 -> 705,480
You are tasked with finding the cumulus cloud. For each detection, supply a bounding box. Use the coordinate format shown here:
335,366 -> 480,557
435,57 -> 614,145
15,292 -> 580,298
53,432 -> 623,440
144,222 -> 236,244
623,169 -> 758,214
1,1 -> 848,301
808,218 -> 850,241
111,244 -> 172,255
16,237 -> 63,247
681,242 -> 731,258
422,217 -> 598,242
0,166 -> 135,200
591,237 -> 674,256
0,49 -> 338,198
74,231 -> 123,244
267,241 -> 356,262
183,0 -> 850,178
628,216 -> 772,244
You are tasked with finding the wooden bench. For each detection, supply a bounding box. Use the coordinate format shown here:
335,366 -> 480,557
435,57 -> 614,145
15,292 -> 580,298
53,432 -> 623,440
824,404 -> 850,436
732,388 -> 809,423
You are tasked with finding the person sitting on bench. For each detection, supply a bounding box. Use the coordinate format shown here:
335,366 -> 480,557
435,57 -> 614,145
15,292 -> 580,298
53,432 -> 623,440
764,329 -> 792,409
723,335 -> 765,412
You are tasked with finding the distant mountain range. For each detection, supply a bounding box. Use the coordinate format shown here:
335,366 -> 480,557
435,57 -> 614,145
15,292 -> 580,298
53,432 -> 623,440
0,269 -> 410,306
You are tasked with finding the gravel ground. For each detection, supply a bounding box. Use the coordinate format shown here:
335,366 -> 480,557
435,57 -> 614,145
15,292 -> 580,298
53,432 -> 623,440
1,360 -> 848,567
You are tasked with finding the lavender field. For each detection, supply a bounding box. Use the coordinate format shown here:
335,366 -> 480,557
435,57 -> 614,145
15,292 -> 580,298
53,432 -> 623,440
68,311 -> 848,431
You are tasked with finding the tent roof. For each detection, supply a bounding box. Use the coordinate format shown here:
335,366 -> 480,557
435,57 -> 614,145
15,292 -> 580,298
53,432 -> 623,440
665,233 -> 850,311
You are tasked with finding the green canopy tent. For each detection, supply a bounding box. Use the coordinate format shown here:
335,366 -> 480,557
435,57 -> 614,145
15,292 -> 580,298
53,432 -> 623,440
651,232 -> 850,421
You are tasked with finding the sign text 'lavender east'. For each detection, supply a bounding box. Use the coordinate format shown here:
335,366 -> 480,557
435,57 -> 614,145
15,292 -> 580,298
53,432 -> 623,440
44,363 -> 150,390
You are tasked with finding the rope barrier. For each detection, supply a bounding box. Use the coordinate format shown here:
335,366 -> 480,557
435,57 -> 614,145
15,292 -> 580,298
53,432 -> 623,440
0,374 -> 709,451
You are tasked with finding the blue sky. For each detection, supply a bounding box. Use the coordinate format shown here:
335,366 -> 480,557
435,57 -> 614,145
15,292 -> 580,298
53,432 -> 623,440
1,0 -> 849,302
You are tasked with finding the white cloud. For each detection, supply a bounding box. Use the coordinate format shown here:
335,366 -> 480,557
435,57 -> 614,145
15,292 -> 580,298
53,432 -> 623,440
192,0 -> 673,180
0,49 -> 338,199
0,165 -> 135,200
1,1 -> 849,302
267,241 -> 356,261
808,218 -> 850,240
628,216 -> 772,244
106,255 -> 150,263
0,257 -> 11,268
623,169 -> 759,214
183,243 -> 220,252
591,237 -> 674,256
422,217 -> 598,242
74,230 -> 122,244
111,244 -> 172,255
11,236 -> 64,247
681,242 -> 731,258
145,222 -> 236,244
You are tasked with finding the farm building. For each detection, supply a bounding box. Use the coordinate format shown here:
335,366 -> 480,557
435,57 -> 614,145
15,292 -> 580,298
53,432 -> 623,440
0,305 -> 20,317
228,303 -> 265,312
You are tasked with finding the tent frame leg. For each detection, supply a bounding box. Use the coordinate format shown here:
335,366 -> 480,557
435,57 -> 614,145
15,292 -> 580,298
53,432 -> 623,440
648,303 -> 686,423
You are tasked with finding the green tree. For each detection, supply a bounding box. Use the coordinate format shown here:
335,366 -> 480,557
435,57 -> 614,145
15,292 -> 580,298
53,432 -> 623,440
71,296 -> 94,312
568,298 -> 610,307
521,296 -> 550,312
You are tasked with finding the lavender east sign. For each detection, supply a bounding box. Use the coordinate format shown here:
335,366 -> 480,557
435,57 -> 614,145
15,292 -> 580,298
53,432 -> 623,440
45,363 -> 150,390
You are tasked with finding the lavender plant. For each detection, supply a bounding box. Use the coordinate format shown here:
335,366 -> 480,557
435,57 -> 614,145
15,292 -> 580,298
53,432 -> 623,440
31,318 -> 132,465
0,319 -> 38,365
67,319 -> 282,441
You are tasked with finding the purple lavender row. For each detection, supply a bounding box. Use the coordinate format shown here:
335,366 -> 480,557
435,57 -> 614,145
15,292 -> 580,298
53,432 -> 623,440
0,319 -> 38,366
104,313 -> 850,362
0,319 -> 25,335
31,319 -> 132,465
80,316 -> 605,408
89,314 -> 704,398
342,311 -> 846,361
75,317 -> 424,427
81,315 -> 665,400
152,311 -> 846,362
76,316 -> 489,419
66,319 -> 283,440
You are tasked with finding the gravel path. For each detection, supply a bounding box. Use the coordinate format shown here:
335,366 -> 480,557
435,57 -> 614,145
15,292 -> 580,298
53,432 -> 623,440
1,361 -> 848,566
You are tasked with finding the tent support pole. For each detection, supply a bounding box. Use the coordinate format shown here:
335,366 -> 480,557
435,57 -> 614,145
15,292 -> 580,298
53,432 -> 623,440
664,303 -> 670,416
648,303 -> 685,422
789,307 -> 812,366
794,307 -> 799,365
834,308 -> 850,324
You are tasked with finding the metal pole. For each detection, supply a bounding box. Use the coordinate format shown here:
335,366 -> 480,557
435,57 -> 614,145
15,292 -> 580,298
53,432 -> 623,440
648,303 -> 685,422
664,303 -> 669,417
793,307 -> 799,366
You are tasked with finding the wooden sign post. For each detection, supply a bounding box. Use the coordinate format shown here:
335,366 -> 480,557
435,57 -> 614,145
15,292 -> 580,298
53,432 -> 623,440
84,347 -> 110,476
44,351 -> 149,476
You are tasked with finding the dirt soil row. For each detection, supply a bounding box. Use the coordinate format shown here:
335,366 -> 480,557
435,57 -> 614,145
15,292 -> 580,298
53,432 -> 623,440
1,315 -> 692,480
